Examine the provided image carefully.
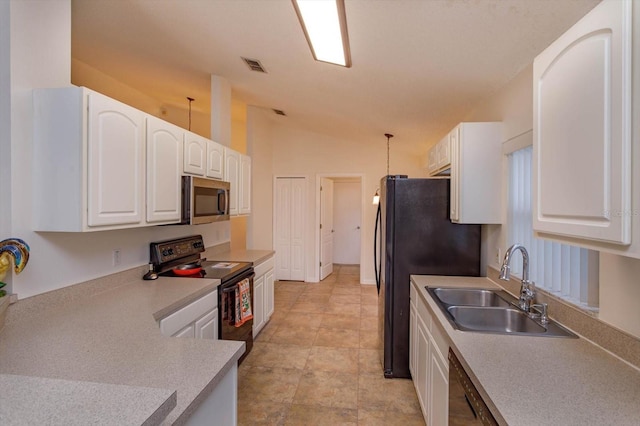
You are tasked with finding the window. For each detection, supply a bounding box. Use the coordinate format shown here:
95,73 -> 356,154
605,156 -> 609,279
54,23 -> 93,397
507,146 -> 599,309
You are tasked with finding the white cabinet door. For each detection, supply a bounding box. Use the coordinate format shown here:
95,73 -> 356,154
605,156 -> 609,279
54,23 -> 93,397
265,269 -> 275,319
436,136 -> 451,170
415,315 -> 430,418
450,122 -> 502,224
183,132 -> 207,176
224,148 -> 240,216
427,147 -> 438,174
429,344 -> 449,426
409,296 -> 417,377
87,92 -> 145,227
239,154 -> 252,215
173,323 -> 196,338
206,140 -> 224,180
252,275 -> 265,337
146,116 -> 183,224
195,309 -> 218,340
533,0 -> 632,245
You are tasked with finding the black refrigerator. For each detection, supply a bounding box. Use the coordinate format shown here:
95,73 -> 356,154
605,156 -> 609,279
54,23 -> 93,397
375,176 -> 481,379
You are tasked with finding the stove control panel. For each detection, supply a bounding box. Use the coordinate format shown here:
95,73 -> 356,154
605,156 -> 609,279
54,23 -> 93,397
150,235 -> 206,265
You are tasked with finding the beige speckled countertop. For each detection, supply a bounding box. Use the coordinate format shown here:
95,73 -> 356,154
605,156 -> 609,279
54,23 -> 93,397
0,275 -> 244,425
411,275 -> 640,425
207,249 -> 274,266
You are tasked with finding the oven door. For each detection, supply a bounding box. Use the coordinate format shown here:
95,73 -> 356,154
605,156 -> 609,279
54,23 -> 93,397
219,271 -> 255,363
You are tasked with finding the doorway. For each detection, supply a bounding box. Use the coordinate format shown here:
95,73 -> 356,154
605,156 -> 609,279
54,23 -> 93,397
316,175 -> 364,283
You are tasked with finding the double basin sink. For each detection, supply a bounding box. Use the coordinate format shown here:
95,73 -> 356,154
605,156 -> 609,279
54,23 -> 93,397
426,287 -> 576,338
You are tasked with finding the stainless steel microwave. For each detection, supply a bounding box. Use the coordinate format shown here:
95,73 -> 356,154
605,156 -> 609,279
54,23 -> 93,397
181,176 -> 230,225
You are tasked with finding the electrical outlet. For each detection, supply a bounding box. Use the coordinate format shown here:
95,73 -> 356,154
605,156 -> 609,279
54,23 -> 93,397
113,249 -> 121,266
495,248 -> 502,265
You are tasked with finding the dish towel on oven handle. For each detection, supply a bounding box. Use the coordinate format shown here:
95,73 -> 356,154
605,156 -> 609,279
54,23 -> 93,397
235,278 -> 253,327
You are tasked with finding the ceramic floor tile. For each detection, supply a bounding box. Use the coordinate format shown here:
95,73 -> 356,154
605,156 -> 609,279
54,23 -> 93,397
270,325 -> 318,346
324,302 -> 359,315
361,285 -> 378,295
360,316 -> 377,331
357,407 -> 387,426
329,294 -> 361,305
358,348 -> 383,375
302,284 -> 334,294
249,342 -> 311,369
255,321 -> 279,343
289,300 -> 328,314
360,293 -> 378,306
384,378 -> 423,415
284,404 -> 358,426
293,369 -> 358,409
238,366 -> 304,403
305,346 -> 359,374
360,304 -> 378,317
237,400 -> 290,426
332,286 -> 361,296
285,312 -> 325,328
358,373 -> 388,409
314,327 -> 360,348
359,329 -> 380,349
319,314 -> 361,331
297,293 -> 332,304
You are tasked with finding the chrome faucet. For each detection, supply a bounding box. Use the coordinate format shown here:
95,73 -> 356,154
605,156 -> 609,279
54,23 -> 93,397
499,244 -> 535,312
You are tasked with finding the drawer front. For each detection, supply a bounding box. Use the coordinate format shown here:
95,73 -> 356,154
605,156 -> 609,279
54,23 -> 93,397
254,255 -> 275,277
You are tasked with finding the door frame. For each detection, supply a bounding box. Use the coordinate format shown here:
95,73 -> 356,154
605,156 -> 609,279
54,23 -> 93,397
273,175 -> 308,281
314,173 -> 365,283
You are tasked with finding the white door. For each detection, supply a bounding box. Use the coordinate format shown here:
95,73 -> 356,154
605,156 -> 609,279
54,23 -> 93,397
275,177 -> 306,281
87,92 -> 144,227
333,181 -> 361,265
320,178 -> 334,280
146,116 -> 183,224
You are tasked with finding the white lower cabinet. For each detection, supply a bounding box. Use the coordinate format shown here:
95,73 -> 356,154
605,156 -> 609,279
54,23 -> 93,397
252,255 -> 275,337
159,290 -> 218,340
410,282 -> 449,426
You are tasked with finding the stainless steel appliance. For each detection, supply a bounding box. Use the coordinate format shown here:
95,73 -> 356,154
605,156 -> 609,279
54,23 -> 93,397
146,235 -> 254,364
448,349 -> 497,425
374,176 -> 481,378
181,176 -> 230,225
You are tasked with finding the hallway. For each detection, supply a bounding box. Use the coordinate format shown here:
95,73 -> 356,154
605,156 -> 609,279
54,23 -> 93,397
237,265 -> 424,425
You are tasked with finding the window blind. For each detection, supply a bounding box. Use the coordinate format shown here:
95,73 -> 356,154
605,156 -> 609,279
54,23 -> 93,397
507,146 -> 598,308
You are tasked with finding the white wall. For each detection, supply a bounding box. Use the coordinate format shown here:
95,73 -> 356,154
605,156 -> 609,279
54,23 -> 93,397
4,0 -> 229,299
247,119 -> 427,284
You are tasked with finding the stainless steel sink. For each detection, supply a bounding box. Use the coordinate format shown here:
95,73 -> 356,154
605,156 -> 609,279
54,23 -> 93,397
426,286 -> 577,338
447,306 -> 546,334
429,287 -> 513,307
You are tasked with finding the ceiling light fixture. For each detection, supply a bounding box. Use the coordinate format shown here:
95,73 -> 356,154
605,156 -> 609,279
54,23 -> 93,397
292,0 -> 351,67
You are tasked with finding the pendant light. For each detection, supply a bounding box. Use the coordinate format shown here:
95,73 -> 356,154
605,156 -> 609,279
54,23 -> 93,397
372,133 -> 394,205
187,97 -> 194,131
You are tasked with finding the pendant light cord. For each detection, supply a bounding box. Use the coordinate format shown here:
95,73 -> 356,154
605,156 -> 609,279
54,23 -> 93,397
187,97 -> 195,131
385,133 -> 394,177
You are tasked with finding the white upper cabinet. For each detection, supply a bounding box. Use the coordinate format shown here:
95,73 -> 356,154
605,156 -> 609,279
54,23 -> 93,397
427,135 -> 451,176
449,122 -> 502,224
206,140 -> 224,180
146,116 -> 183,224
224,148 -> 240,216
183,132 -> 208,176
533,0 -> 632,246
33,87 -> 146,231
240,154 -> 252,215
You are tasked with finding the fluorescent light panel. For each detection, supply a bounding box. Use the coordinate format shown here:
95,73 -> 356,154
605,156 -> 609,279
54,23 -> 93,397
293,0 -> 351,67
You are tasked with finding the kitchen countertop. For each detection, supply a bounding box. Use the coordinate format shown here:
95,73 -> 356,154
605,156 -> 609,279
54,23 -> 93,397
0,275 -> 244,425
411,275 -> 640,425
207,249 -> 274,266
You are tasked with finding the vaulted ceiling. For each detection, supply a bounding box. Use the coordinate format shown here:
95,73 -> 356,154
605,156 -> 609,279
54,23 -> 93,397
72,0 -> 600,155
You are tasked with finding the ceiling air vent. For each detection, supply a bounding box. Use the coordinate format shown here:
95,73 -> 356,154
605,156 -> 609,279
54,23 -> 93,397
242,57 -> 267,73
273,109 -> 286,116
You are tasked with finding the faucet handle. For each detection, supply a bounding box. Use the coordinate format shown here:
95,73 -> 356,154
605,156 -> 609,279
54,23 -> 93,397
531,303 -> 549,324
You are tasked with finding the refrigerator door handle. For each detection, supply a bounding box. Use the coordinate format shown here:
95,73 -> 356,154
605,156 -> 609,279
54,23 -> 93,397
374,202 -> 382,293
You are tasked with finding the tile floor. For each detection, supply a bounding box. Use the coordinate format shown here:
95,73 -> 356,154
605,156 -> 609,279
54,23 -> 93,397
237,265 -> 425,425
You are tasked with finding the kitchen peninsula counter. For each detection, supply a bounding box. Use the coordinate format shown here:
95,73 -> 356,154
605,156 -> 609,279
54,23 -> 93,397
207,248 -> 274,266
411,275 -> 640,425
0,272 -> 244,425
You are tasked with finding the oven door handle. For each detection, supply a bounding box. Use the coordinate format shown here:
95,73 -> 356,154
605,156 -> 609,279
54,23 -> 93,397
221,285 -> 238,294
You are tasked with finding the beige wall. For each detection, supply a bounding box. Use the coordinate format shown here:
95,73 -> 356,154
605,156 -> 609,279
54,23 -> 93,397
247,117 -> 428,283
